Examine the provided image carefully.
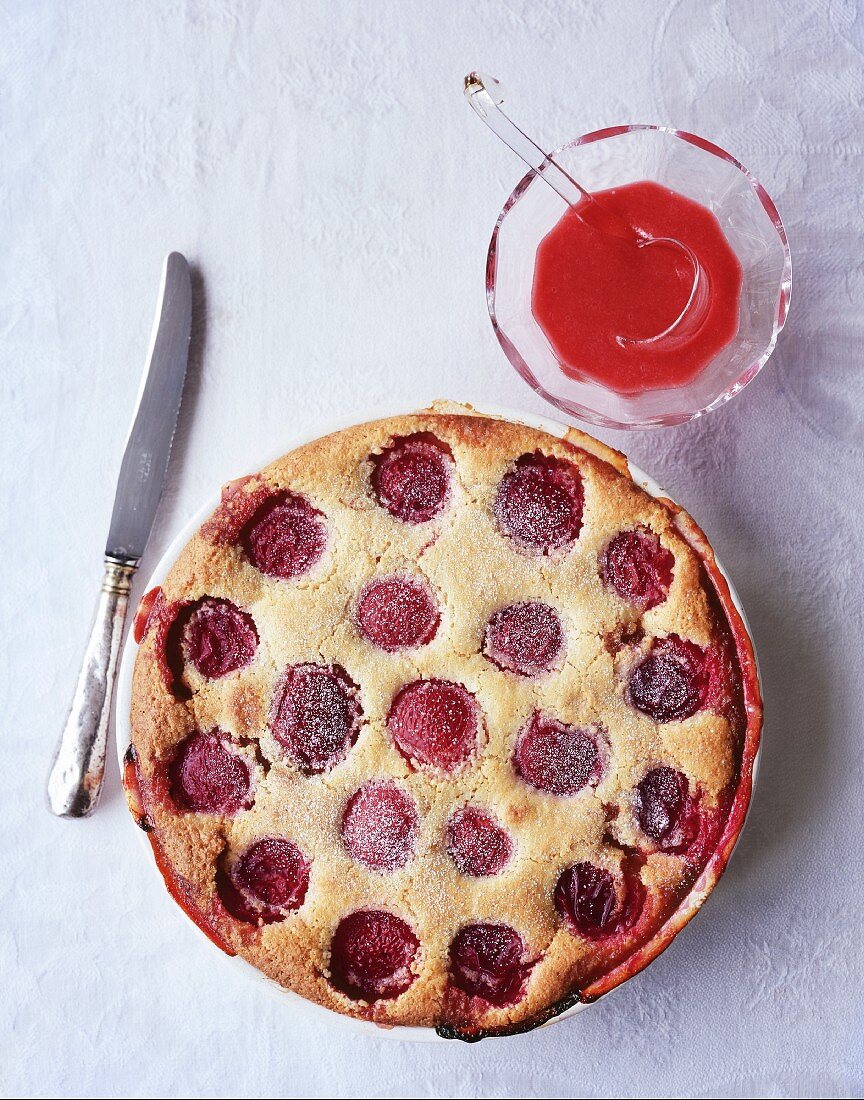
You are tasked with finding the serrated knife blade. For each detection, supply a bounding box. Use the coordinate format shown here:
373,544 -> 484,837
47,252 -> 192,818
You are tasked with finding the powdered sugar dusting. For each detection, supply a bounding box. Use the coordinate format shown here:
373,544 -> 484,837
493,452 -> 584,554
483,601 -> 564,677
513,712 -> 605,796
341,780 -> 419,872
628,635 -> 709,722
355,575 -> 440,652
270,663 -> 362,774
370,433 -> 453,524
446,805 -> 513,877
242,491 -> 328,579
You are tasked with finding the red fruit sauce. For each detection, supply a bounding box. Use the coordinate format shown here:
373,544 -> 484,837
329,910 -> 419,1001
532,180 -> 743,394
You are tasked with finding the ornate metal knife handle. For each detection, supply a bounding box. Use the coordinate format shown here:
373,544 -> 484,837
47,557 -> 138,817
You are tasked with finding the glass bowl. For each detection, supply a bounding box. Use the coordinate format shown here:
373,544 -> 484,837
487,125 -> 792,429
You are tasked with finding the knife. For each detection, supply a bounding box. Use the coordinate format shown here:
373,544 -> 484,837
47,252 -> 192,818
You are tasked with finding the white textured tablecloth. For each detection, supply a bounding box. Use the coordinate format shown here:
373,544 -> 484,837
3,2 -> 863,1097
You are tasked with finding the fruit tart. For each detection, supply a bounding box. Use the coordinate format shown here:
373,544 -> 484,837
124,407 -> 760,1039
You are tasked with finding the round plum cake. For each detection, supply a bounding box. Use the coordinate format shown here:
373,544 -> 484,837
124,406 -> 761,1039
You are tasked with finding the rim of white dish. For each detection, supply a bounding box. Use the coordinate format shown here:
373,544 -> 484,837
115,400 -> 761,1043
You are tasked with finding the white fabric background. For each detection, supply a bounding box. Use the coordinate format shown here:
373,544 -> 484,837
2,1 -> 863,1097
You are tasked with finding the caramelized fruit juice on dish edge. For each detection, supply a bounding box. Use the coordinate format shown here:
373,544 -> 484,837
531,180 -> 743,395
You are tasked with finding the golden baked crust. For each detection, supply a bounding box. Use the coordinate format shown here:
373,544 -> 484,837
125,408 -> 760,1038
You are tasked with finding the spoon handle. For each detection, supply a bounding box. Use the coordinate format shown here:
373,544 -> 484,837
464,73 -> 636,241
465,74 -> 587,204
